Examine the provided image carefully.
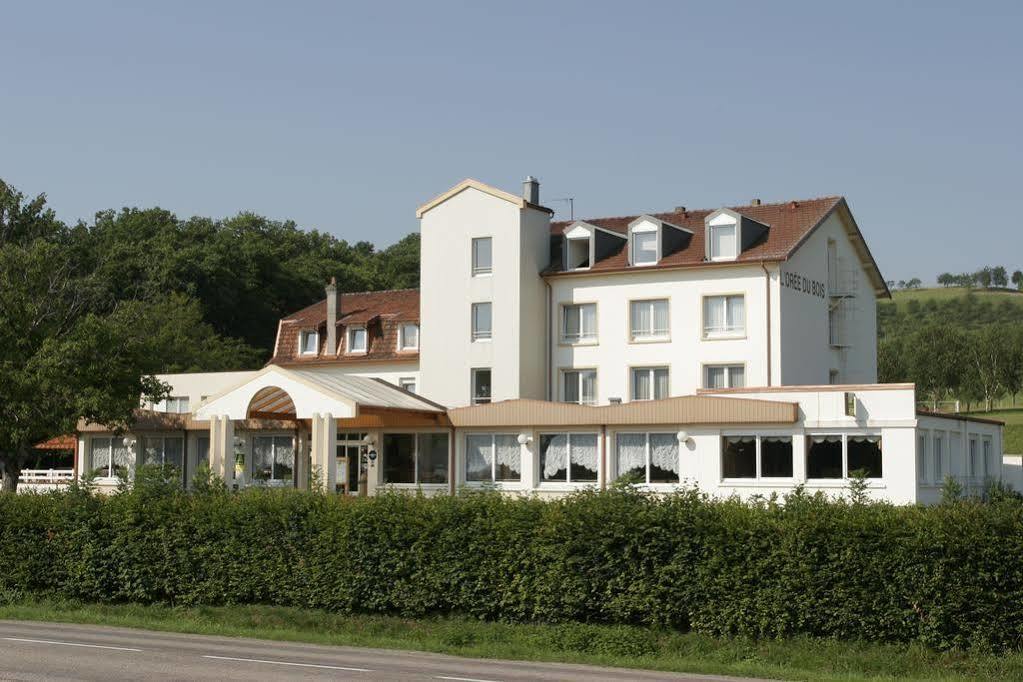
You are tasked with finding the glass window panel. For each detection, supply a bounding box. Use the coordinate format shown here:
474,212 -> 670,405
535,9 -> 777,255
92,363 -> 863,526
649,433 -> 680,483
563,371 -> 580,403
847,436 -> 882,478
933,436 -> 944,479
563,306 -> 580,340
472,368 -> 492,404
654,368 -> 669,399
142,437 -> 162,467
983,439 -> 994,478
540,434 -> 568,482
253,436 -> 274,481
616,433 -> 646,482
917,434 -> 927,480
472,303 -> 492,340
580,304 -> 596,338
164,437 -> 184,472
472,237 -> 493,274
401,324 -> 419,349
580,370 -> 597,405
630,301 -> 651,337
417,433 -> 449,484
808,436 -> 843,478
652,300 -> 669,335
348,327 -> 367,352
711,224 -> 736,259
383,434 -> 416,484
465,434 -> 492,482
729,366 -> 745,388
726,296 -> 745,332
633,231 -> 658,264
495,435 -> 521,481
196,436 -> 210,469
112,441 -> 133,478
705,366 -> 726,389
301,331 -> 318,354
632,368 -> 651,400
760,436 -> 793,478
273,436 -> 294,483
91,438 -> 112,478
570,434 -> 599,482
722,436 -> 756,478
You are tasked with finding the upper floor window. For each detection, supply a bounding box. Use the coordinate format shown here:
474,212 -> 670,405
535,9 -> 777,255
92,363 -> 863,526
398,323 -> 419,351
471,368 -> 492,405
299,330 -> 318,355
630,299 -> 669,341
704,364 -> 745,389
163,396 -> 190,414
562,369 -> 597,405
471,302 -> 492,341
562,303 -> 597,343
631,366 -> 669,401
709,223 -> 737,260
347,326 -> 367,353
566,237 -> 590,269
703,295 -> 745,338
399,377 -> 417,393
472,237 -> 492,275
631,230 -> 658,265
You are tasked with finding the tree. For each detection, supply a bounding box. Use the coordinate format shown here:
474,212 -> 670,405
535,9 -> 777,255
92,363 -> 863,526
1012,270 -> 1023,291
897,280 -> 907,290
992,266 -> 1008,288
937,273 -> 954,287
975,267 -> 992,289
997,325 -> 1023,407
906,277 -> 922,289
961,325 -> 1012,412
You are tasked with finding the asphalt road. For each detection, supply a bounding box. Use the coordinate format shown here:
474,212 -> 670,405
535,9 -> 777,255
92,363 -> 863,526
0,620 -> 769,682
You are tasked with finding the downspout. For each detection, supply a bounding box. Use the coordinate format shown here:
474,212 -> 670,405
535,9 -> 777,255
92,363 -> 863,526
761,262 -> 773,386
545,279 -> 553,401
448,425 -> 456,496
600,423 -> 607,491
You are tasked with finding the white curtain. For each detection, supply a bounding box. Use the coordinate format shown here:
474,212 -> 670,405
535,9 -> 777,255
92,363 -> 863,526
563,372 -> 580,403
274,437 -> 294,480
633,231 -> 657,263
728,365 -> 745,388
143,437 -> 161,466
654,369 -> 669,399
762,436 -> 792,444
466,435 -> 492,481
495,435 -> 521,474
726,296 -> 745,330
726,436 -> 756,444
811,435 -> 842,444
616,433 -> 646,476
165,438 -> 184,470
631,301 -> 651,336
652,300 -> 669,334
580,371 -> 596,404
581,304 -> 596,337
712,224 -> 736,258
649,434 -> 679,474
704,297 -> 724,332
570,434 -> 599,474
112,441 -> 133,476
253,437 -> 273,479
633,369 -> 651,400
706,366 -> 725,389
848,435 -> 881,444
564,307 -> 580,339
542,434 -> 568,479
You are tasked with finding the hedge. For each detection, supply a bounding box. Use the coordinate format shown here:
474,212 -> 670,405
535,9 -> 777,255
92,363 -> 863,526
2,473 -> 1022,653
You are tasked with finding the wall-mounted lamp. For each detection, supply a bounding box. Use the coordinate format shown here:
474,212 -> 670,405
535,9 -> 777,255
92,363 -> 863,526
361,435 -> 377,447
676,431 -> 691,445
233,436 -> 246,448
517,434 -> 533,445
366,449 -> 377,462
122,436 -> 136,450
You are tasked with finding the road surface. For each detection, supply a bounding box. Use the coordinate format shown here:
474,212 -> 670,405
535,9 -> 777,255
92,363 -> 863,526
0,619 -> 771,681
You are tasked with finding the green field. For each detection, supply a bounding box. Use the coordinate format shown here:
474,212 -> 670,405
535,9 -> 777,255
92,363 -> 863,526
880,286 -> 1023,311
964,408 -> 1023,453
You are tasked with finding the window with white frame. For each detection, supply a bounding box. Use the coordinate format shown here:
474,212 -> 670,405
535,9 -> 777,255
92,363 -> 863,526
721,435 -> 794,479
471,302 -> 492,341
347,326 -> 368,353
336,432 -> 367,494
566,237 -> 590,269
163,396 -> 190,413
631,229 -> 658,265
89,437 -> 133,479
399,377 -> 417,393
382,432 -> 449,485
630,299 -> 669,341
969,437 -> 979,478
299,330 -> 319,355
471,368 -> 492,405
562,369 -> 597,405
398,323 -> 419,351
917,432 -> 927,481
933,434 -> 944,482
465,433 -> 521,483
142,436 -> 184,474
704,364 -> 745,389
709,223 -> 737,260
703,295 -> 745,338
252,435 -> 293,485
540,433 -> 598,483
616,432 -> 679,484
983,437 -> 994,479
472,237 -> 492,275
562,303 -> 597,343
806,434 -> 883,479
631,367 -> 669,401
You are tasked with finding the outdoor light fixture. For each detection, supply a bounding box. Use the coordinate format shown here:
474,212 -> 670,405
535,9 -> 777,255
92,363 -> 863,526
122,436 -> 136,449
233,436 -> 246,448
517,434 -> 533,445
361,435 -> 377,447
366,449 -> 377,462
676,431 -> 691,445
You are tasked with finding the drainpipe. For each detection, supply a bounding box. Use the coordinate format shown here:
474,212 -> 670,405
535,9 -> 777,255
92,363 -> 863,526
544,279 -> 553,400
448,425 -> 456,496
600,424 -> 607,490
761,262 -> 773,386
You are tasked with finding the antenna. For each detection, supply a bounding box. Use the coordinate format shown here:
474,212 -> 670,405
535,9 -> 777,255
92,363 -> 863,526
547,197 -> 575,221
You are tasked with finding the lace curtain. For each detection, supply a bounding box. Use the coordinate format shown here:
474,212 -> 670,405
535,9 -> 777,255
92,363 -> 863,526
616,433 -> 646,475
495,435 -> 521,474
848,435 -> 881,444
811,435 -> 842,444
570,434 -> 599,473
650,433 -> 679,474
542,434 -> 568,479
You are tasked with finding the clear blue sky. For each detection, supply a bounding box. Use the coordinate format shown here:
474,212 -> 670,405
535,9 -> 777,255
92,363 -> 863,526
2,1 -> 1020,282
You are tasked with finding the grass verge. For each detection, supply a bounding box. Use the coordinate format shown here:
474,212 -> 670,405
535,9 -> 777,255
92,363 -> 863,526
965,407 -> 1023,453
0,600 -> 1020,681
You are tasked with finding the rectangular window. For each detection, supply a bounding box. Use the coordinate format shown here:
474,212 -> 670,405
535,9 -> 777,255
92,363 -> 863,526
399,377 -> 417,393
969,437 -> 979,478
933,435 -> 944,481
471,302 -> 492,341
917,433 -> 927,481
336,432 -> 367,494
471,368 -> 492,405
722,436 -> 757,479
347,326 -> 367,353
631,367 -> 669,401
163,396 -> 190,413
703,295 -> 745,338
562,369 -> 597,405
252,435 -> 293,485
807,435 -> 843,479
196,436 -> 210,470
616,432 -> 680,485
465,433 -> 521,483
566,238 -> 590,269
540,433 -> 599,483
720,435 -> 794,479
710,224 -> 737,260
806,434 -> 882,480
89,437 -> 133,479
399,323 -> 419,350
472,237 -> 492,275
300,330 -> 318,355
847,436 -> 883,478
983,438 -> 994,479
631,230 -> 658,265
562,303 -> 597,343
382,432 -> 449,485
629,299 -> 669,341
704,364 -> 745,389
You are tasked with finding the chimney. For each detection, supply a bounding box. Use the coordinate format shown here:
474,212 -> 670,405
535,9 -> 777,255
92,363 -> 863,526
522,175 -> 540,204
325,277 -> 339,354
674,205 -> 686,213
751,198 -> 762,206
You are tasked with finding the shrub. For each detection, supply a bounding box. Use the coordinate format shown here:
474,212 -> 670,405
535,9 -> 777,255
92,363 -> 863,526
1,483 -> 1022,652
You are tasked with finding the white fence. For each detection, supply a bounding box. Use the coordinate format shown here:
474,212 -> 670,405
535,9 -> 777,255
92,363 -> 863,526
20,469 -> 75,484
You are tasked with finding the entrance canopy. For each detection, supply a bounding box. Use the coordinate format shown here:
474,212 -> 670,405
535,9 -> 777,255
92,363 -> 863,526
193,365 -> 443,422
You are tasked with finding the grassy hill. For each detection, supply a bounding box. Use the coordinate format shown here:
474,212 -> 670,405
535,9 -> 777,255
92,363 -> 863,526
881,286 -> 1023,311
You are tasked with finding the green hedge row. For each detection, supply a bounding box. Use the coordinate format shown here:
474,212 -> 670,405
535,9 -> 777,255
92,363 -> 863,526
2,475 -> 1022,652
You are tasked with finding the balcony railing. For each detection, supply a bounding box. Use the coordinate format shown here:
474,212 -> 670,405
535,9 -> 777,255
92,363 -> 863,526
20,469 -> 75,483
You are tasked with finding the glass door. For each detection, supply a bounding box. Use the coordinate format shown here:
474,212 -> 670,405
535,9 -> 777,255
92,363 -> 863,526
336,432 -> 366,494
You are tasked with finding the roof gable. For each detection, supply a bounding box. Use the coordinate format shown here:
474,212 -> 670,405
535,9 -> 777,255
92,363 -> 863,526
416,178 -> 553,218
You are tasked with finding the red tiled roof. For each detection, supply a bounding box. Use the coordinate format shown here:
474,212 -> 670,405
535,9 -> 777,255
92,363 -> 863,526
545,196 -> 843,274
271,289 -> 420,366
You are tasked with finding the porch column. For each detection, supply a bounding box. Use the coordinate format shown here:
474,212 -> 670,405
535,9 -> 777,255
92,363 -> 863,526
209,415 -> 235,486
310,413 -> 337,492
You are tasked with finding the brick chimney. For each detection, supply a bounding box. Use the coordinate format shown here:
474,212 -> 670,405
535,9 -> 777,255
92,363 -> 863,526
325,277 -> 339,354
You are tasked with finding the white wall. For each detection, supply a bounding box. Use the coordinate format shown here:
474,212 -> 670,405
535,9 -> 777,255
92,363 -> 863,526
149,371 -> 258,412
915,415 -> 1003,504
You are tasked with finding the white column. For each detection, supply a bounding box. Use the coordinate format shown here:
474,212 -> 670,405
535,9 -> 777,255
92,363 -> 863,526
323,413 -> 337,492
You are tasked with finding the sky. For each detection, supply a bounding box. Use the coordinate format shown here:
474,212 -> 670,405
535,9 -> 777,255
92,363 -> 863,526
2,1 -> 1021,283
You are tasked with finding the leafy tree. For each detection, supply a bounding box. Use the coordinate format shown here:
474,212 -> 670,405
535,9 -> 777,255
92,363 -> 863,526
906,277 -> 922,289
897,280 -> 907,290
992,266 -> 1008,288
1012,270 -> 1023,290
937,272 -> 954,287
975,267 -> 992,289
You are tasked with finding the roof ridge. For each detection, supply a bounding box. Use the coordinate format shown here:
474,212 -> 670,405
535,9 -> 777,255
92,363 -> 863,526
552,195 -> 843,225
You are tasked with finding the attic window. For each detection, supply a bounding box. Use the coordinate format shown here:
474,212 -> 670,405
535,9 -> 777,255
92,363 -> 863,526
709,223 -> 737,260
299,330 -> 318,355
399,323 -> 419,351
631,226 -> 658,266
347,326 -> 367,354
566,238 -> 589,269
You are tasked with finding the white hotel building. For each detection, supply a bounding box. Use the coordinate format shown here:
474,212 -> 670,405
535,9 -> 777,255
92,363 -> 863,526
63,177 -> 1010,504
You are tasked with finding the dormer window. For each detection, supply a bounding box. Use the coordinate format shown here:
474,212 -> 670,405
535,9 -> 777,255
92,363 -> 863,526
709,223 -> 737,261
566,237 -> 590,269
299,330 -> 318,355
627,216 -> 691,267
398,323 -> 419,351
631,229 -> 658,265
347,326 -> 367,354
704,208 -> 769,262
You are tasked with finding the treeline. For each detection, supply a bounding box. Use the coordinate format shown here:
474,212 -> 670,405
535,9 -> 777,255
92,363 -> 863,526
879,293 -> 1023,409
937,266 -> 1023,290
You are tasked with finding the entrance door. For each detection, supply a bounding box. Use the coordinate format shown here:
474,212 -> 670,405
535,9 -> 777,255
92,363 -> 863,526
336,432 -> 366,494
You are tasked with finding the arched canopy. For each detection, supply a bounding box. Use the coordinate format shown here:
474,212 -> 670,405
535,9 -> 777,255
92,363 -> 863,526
247,386 -> 297,419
